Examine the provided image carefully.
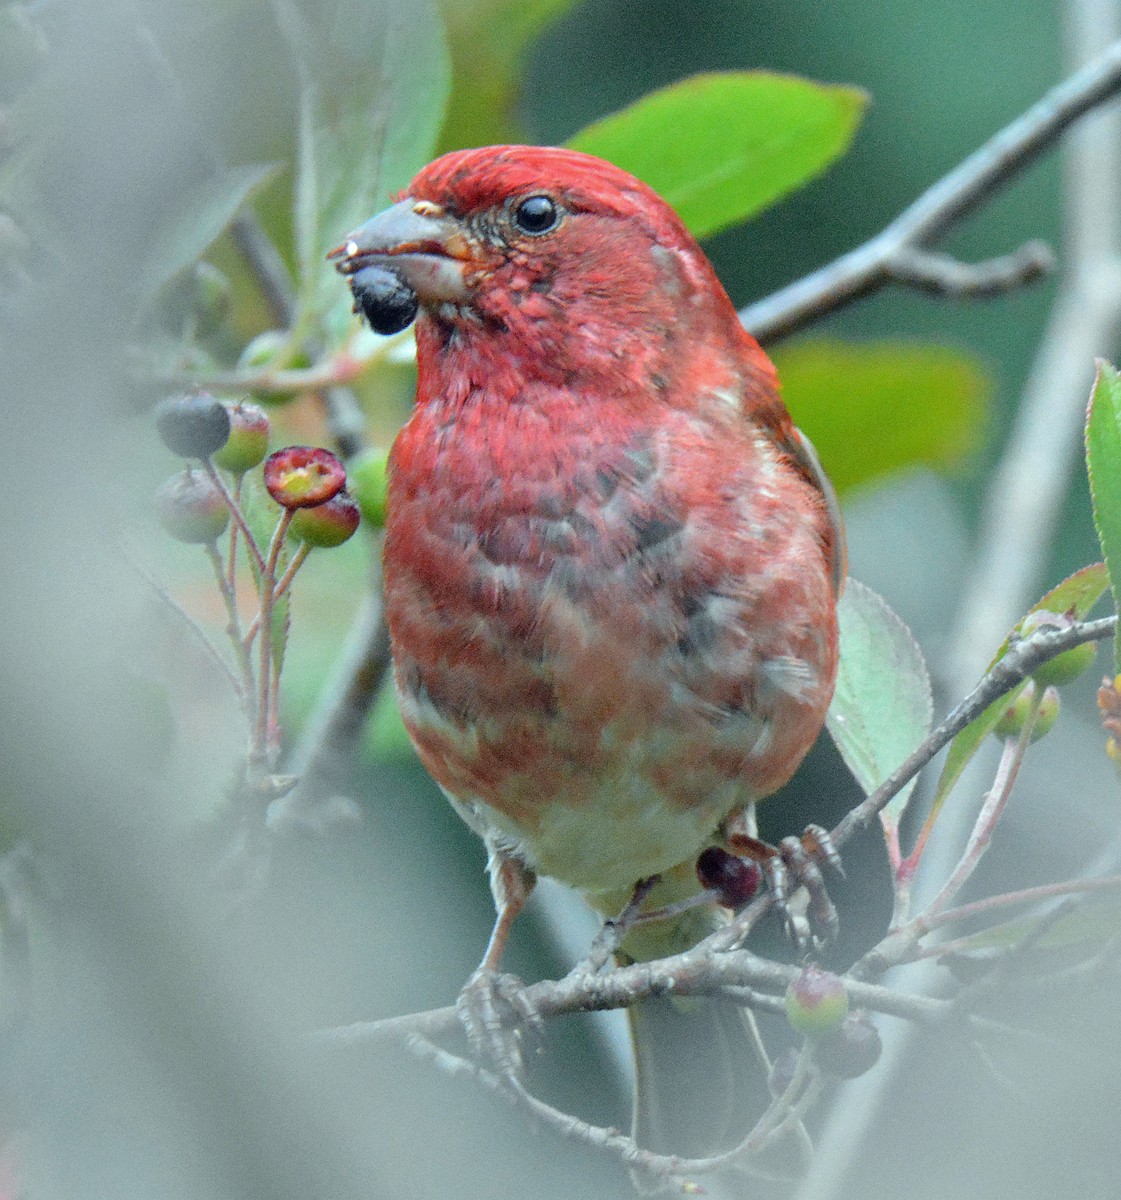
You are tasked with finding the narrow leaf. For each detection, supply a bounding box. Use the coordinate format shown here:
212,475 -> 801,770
929,563 -> 1111,816
567,72 -> 866,239
142,161 -> 280,297
774,340 -> 990,496
1086,360 -> 1121,672
826,580 -> 932,833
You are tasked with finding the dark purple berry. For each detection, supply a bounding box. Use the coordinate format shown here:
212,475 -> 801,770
812,1012 -> 882,1078
349,264 -> 419,335
289,490 -> 361,548
696,846 -> 761,908
263,446 -> 346,509
155,468 -> 229,543
155,392 -> 231,459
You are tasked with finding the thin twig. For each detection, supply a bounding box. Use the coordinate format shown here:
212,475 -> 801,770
741,40 -> 1121,343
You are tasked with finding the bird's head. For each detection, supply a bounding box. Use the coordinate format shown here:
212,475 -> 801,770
330,145 -> 767,393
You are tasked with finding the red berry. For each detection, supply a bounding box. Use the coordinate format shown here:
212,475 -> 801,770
696,846 -> 761,908
155,392 -> 231,459
784,964 -> 849,1037
289,490 -> 361,548
154,468 -> 229,543
812,1012 -> 882,1078
212,400 -> 270,474
263,446 -> 346,509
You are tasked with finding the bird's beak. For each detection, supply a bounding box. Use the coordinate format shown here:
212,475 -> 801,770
328,198 -> 474,305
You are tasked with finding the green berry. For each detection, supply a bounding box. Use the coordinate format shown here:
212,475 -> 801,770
1019,609 -> 1097,687
155,468 -> 229,543
785,965 -> 849,1037
348,446 -> 390,528
155,393 -> 231,459
212,400 -> 270,474
190,262 -> 231,337
289,490 -> 361,548
237,331 -> 312,405
993,682 -> 1059,743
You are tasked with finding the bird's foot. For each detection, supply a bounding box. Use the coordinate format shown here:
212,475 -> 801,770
728,823 -> 843,947
456,967 -> 545,1087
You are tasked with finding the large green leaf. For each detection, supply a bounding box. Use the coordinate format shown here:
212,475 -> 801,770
566,72 -> 866,239
826,580 -> 932,847
1086,360 -> 1121,672
774,340 -> 989,496
437,0 -> 578,150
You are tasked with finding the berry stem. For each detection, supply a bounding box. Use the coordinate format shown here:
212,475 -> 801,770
273,542 -> 312,601
253,508 -> 294,765
202,460 -> 266,575
204,541 -> 256,717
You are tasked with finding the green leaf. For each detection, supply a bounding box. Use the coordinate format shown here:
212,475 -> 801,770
141,162 -> 280,298
1086,360 -> 1121,672
826,580 -> 932,830
773,340 -> 990,496
566,72 -> 866,239
436,0 -> 578,150
929,564 -> 1110,817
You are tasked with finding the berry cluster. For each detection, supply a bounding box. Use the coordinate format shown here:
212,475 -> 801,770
152,392 -> 366,766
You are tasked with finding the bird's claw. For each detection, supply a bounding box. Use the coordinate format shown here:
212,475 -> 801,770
730,823 -> 843,947
456,968 -> 544,1085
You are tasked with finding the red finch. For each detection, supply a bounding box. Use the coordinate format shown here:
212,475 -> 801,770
332,145 -> 843,1156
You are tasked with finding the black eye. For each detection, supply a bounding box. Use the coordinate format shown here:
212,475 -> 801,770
512,195 -> 559,235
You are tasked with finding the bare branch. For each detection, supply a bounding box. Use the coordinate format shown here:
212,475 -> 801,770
741,40 -> 1121,343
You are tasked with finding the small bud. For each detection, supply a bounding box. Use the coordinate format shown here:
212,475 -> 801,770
348,446 -> 390,528
785,964 -> 849,1037
1019,609 -> 1097,687
767,1047 -> 800,1098
155,468 -> 230,543
992,681 -> 1059,743
155,393 -> 231,459
212,400 -> 270,474
812,1012 -> 882,1079
349,264 -> 419,336
289,489 -> 361,548
263,446 -> 346,509
696,846 -> 761,909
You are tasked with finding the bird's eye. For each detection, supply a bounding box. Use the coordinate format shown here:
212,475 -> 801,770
512,195 -> 560,235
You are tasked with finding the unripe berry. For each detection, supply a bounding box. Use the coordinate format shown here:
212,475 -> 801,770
155,468 -> 229,543
785,964 -> 849,1037
348,446 -> 390,528
695,846 -> 761,909
155,393 -> 231,459
1019,609 -> 1097,687
289,490 -> 361,548
263,446 -> 346,509
212,400 -> 270,474
812,1012 -> 882,1079
349,264 -> 419,335
237,331 -> 312,405
993,681 -> 1059,743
